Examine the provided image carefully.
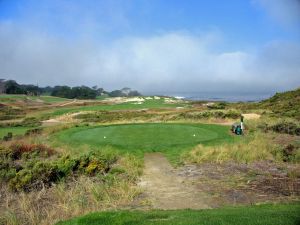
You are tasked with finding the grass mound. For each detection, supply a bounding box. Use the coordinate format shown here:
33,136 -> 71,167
56,203 -> 300,225
260,88 -> 300,119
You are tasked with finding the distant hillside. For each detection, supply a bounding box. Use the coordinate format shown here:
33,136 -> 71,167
259,88 -> 300,119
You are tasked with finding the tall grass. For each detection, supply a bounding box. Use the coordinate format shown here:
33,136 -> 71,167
0,154 -> 142,225
182,133 -> 283,163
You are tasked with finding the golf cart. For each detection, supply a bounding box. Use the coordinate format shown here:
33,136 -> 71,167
231,116 -> 244,135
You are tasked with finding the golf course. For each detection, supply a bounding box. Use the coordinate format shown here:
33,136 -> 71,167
0,90 -> 299,225
1,1 -> 300,223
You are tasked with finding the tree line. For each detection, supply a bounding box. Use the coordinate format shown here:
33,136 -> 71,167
0,79 -> 141,99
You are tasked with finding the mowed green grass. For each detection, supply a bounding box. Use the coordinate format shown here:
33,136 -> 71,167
0,94 -> 69,103
54,123 -> 236,160
56,203 -> 300,225
0,127 -> 30,138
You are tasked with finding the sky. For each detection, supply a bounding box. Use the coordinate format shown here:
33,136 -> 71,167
0,0 -> 299,93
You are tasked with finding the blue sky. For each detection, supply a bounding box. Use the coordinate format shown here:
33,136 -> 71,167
0,0 -> 299,92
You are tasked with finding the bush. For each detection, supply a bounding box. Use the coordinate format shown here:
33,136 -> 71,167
0,167 -> 16,182
282,144 -> 300,162
0,117 -> 42,128
207,102 -> 227,109
260,121 -> 300,136
25,128 -> 43,136
20,117 -> 42,127
0,106 -> 25,121
0,145 -> 118,191
178,110 -> 240,120
9,143 -> 55,160
55,155 -> 79,177
78,151 -> 117,175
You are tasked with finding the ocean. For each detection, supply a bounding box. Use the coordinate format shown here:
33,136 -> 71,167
143,91 -> 274,103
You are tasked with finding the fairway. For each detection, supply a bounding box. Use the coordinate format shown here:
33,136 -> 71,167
55,123 -> 234,153
0,94 -> 69,103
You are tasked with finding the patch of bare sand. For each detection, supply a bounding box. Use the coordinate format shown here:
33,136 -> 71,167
138,153 -> 212,209
103,97 -> 145,104
242,113 -> 261,120
42,111 -> 86,126
58,99 -> 77,107
42,119 -> 62,127
207,113 -> 261,126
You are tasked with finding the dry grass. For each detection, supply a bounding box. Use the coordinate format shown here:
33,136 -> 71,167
182,133 -> 283,164
43,124 -> 75,135
0,154 -> 142,225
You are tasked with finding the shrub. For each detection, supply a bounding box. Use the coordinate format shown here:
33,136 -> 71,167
78,151 -> 117,175
2,132 -> 13,141
260,121 -> 300,136
207,102 -> 227,109
8,162 -> 61,191
0,106 -> 25,121
0,167 -> 16,181
9,169 -> 33,191
25,128 -> 43,136
20,117 -> 42,127
85,160 -> 101,174
282,144 -> 300,162
272,122 -> 297,134
6,160 -> 66,191
0,116 -> 42,128
178,110 -> 240,120
225,110 -> 241,119
55,155 -> 79,177
9,143 -> 55,160
0,146 -> 119,191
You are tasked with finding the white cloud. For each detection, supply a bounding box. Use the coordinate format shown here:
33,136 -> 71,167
0,21 -> 299,93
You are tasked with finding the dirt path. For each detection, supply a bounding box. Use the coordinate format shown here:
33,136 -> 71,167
137,153 -> 300,210
138,153 -> 212,209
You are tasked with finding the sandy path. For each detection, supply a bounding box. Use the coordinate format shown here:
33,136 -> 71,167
139,153 -> 212,209
58,99 -> 77,107
42,111 -> 84,126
